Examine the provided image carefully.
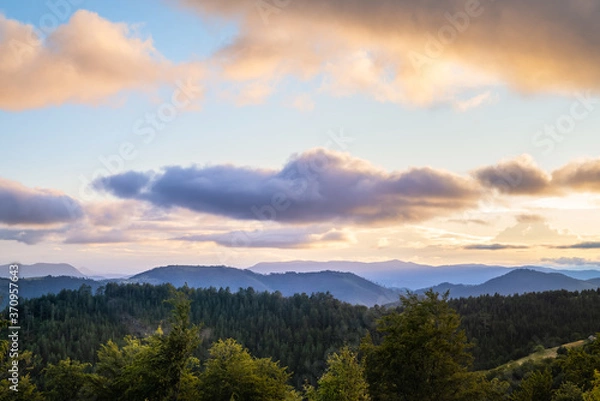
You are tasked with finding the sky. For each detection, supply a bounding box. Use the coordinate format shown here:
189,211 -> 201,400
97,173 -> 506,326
1,0 -> 600,275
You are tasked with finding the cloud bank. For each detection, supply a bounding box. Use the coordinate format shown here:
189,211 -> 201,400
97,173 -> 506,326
0,178 -> 82,225
94,148 -> 480,224
181,0 -> 600,105
473,156 -> 600,195
174,227 -> 351,248
0,10 -> 204,110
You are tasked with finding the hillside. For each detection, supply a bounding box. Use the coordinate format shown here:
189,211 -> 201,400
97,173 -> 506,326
425,269 -> 600,298
4,264 -> 600,308
261,270 -> 399,306
588,277 -> 600,286
129,265 -> 399,306
129,265 -> 271,291
0,263 -> 84,278
0,276 -> 104,308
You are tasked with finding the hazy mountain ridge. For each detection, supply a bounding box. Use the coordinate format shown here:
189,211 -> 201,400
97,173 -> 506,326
421,269 -> 600,299
250,260 -> 600,288
129,265 -> 399,306
0,276 -> 106,308
0,263 -> 84,279
2,261 -> 600,308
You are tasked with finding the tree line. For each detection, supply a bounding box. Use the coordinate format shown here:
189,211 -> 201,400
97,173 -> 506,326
1,284 -> 600,399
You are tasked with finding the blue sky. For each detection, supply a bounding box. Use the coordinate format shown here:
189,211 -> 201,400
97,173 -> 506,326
1,0 -> 600,274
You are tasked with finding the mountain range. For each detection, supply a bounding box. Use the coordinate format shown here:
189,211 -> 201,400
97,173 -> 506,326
1,261 -> 600,308
421,268 -> 600,299
0,263 -> 84,279
249,260 -> 600,288
128,265 -> 399,306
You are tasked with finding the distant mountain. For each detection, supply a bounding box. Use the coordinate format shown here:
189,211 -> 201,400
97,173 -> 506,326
250,260 -> 513,288
524,266 -> 600,281
4,262 -> 600,308
261,271 -> 399,306
129,265 -> 271,291
129,265 -> 399,306
587,277 -> 600,286
0,276 -> 104,308
249,260 -> 600,289
77,266 -> 131,280
422,269 -> 600,298
0,263 -> 84,279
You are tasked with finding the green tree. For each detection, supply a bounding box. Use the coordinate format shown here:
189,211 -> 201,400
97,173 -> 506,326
363,290 -> 478,401
43,358 -> 91,401
198,338 -> 300,401
0,331 -> 45,401
87,290 -> 202,401
510,369 -> 553,401
552,382 -> 584,401
560,345 -> 600,391
583,370 -> 600,401
305,347 -> 370,401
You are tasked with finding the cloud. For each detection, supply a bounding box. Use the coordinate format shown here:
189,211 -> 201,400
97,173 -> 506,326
84,200 -> 142,226
516,214 -> 545,224
289,93 -> 315,112
494,216 -> 577,245
552,159 -> 600,192
472,155 -> 552,195
0,228 -> 55,245
94,148 -> 481,224
377,237 -> 391,249
464,243 -> 529,250
553,242 -> 600,249
95,172 -> 151,199
180,0 -> 600,106
453,91 -> 496,112
473,156 -> 600,196
541,257 -> 599,266
447,218 -> 489,226
173,227 -> 351,248
63,230 -> 136,245
0,10 -> 204,110
0,178 -> 83,225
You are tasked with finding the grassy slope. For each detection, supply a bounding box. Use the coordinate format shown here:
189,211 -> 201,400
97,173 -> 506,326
488,339 -> 586,371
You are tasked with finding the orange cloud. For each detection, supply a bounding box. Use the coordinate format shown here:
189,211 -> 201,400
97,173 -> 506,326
0,10 -> 204,110
472,155 -> 553,195
553,159 -> 600,192
182,0 -> 600,106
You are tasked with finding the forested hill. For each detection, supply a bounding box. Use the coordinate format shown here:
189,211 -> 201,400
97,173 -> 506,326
424,269 -> 600,298
0,266 -> 399,308
5,266 -> 600,310
0,263 -> 84,278
10,282 -> 600,389
5,284 -> 600,400
127,265 -> 401,306
250,260 -> 600,288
